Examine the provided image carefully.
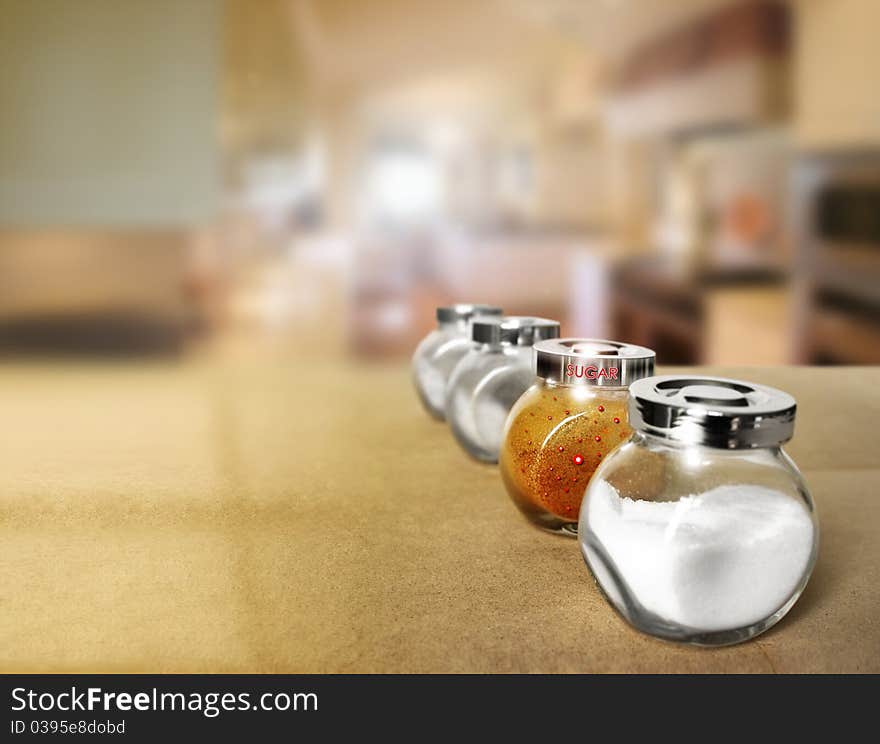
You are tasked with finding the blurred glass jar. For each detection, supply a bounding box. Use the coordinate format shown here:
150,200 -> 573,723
579,375 -> 819,646
446,316 -> 560,463
412,304 -> 502,420
500,339 -> 655,535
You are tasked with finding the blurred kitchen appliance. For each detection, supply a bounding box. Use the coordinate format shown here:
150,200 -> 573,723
792,152 -> 880,364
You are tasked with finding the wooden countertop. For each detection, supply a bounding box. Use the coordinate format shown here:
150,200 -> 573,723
1,360 -> 878,673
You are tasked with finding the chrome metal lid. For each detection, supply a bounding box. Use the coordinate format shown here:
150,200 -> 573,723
533,338 -> 655,387
436,304 -> 502,324
472,316 -> 560,346
628,375 -> 797,449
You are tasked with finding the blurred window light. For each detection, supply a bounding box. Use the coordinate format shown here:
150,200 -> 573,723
240,141 -> 324,211
363,141 -> 441,228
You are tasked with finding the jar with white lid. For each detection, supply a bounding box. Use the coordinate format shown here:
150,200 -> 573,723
446,316 -> 560,463
412,304 -> 502,420
579,375 -> 819,646
499,339 -> 655,536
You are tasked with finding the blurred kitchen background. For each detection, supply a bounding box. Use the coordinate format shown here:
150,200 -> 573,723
1,0 -> 878,365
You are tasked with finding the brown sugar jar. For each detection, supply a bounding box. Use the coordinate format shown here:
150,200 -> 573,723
500,339 -> 655,536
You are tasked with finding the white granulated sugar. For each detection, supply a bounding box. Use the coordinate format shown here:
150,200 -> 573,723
472,367 -> 534,454
473,394 -> 510,452
416,356 -> 447,411
586,481 -> 814,632
418,340 -> 471,411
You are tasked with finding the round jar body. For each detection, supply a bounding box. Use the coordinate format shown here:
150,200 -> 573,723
500,380 -> 633,535
578,432 -> 819,646
446,344 -> 534,463
412,324 -> 473,420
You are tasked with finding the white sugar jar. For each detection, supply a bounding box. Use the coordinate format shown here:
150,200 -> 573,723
579,375 -> 819,646
412,304 -> 502,420
446,316 -> 560,463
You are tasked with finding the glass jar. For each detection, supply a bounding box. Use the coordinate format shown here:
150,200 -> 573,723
446,316 -> 560,463
412,304 -> 502,420
500,339 -> 655,536
579,375 -> 819,647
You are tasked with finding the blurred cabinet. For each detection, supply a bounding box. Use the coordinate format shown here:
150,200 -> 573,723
704,287 -> 791,366
606,0 -> 790,136
612,259 -> 794,366
795,0 -> 880,149
612,261 -> 703,365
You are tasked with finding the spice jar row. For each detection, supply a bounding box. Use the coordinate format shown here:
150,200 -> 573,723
412,304 -> 818,647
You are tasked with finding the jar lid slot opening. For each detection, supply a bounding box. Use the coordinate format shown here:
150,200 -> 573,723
629,375 -> 797,449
